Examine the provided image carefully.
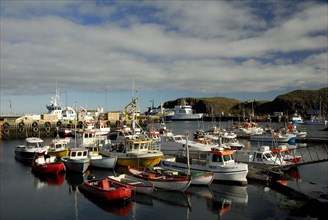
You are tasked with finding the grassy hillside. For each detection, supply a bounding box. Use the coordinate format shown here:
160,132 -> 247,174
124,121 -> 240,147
163,88 -> 328,116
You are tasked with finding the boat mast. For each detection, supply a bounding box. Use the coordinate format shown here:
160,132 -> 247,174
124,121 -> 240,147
185,133 -> 190,176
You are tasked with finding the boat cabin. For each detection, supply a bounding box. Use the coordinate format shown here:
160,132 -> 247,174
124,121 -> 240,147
25,137 -> 44,149
69,148 -> 88,160
234,146 -> 285,165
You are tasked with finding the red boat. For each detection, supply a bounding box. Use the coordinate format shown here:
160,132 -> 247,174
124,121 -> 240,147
78,178 -> 132,201
32,152 -> 65,175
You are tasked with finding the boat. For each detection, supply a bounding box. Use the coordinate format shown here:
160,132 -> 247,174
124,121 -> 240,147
78,178 -> 132,201
31,151 -> 65,175
60,148 -> 90,173
76,130 -> 107,147
234,146 -> 288,168
171,103 -> 203,121
160,147 -> 248,185
271,145 -> 302,164
15,137 -> 50,163
85,145 -> 117,169
160,134 -> 217,155
231,122 -> 264,137
289,111 -> 304,124
47,135 -> 70,158
249,129 -> 296,143
107,174 -> 154,195
148,166 -> 214,186
303,115 -> 328,125
99,96 -> 164,168
127,166 -> 192,192
99,126 -> 164,167
284,122 -> 307,138
46,88 -> 77,121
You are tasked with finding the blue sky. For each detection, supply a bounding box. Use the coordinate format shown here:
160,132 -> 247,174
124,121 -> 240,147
1,1 -> 327,114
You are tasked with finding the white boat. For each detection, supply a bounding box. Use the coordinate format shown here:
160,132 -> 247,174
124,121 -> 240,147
61,148 -> 90,173
160,134 -> 217,155
46,88 -> 77,120
160,148 -> 248,185
284,122 -> 307,138
85,145 -> 117,169
154,165 -> 214,186
76,130 -> 107,147
128,166 -> 192,192
303,116 -> 328,125
289,111 -> 303,124
15,137 -> 50,163
249,130 -> 296,143
107,174 -> 154,195
234,146 -> 287,168
231,122 -> 264,136
171,103 -> 203,120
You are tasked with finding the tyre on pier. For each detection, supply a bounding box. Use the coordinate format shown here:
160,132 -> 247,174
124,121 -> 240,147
44,122 -> 51,127
32,122 -> 38,127
56,121 -> 62,127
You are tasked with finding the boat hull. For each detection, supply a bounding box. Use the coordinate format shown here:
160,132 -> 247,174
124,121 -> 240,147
161,160 -> 248,185
128,167 -> 191,192
61,157 -> 90,173
91,156 -> 117,169
107,174 -> 154,195
116,155 -> 163,167
32,163 -> 65,175
79,180 -> 132,201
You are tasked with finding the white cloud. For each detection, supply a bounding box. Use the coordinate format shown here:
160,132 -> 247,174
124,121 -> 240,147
0,1 -> 327,107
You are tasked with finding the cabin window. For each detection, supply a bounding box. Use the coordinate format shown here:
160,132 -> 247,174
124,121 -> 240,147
256,153 -> 262,159
223,155 -> 231,161
212,154 -> 222,162
134,144 -> 139,150
108,133 -> 117,141
71,152 -> 76,157
264,153 -> 272,159
77,152 -> 82,157
83,151 -> 87,156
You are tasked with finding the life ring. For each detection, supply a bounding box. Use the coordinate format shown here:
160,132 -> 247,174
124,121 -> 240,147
45,127 -> 50,132
56,121 -> 62,127
32,127 -> 39,132
18,122 -> 25,128
19,127 -> 25,133
3,128 -> 10,134
32,122 -> 38,127
44,122 -> 51,127
2,123 -> 10,129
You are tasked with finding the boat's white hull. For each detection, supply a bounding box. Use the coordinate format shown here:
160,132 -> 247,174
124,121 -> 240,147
90,156 -> 117,169
161,160 -> 248,185
61,157 -> 90,173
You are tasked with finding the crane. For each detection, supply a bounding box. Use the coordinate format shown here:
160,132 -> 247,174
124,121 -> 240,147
1,99 -> 13,115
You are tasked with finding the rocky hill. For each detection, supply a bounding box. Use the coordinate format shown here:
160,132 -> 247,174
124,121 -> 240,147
163,88 -> 328,117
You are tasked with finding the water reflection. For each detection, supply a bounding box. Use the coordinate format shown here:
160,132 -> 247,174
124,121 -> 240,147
32,172 -> 65,188
79,188 -> 133,216
151,190 -> 191,209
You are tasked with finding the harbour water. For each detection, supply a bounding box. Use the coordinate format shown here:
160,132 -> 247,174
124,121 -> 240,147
0,121 -> 327,220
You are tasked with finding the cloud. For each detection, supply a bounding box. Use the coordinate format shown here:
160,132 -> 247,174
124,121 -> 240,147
1,1 -> 327,101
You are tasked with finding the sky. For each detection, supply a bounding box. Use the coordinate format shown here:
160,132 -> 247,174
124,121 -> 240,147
1,0 -> 327,115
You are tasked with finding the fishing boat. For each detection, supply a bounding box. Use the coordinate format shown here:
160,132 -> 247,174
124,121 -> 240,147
234,146 -> 287,168
47,136 -> 70,158
160,148 -> 248,185
31,152 -> 65,175
99,96 -> 164,167
15,137 -> 50,163
85,145 -> 117,169
271,145 -> 302,164
249,129 -> 296,143
127,166 -> 192,192
60,148 -> 90,173
99,126 -> 163,167
289,111 -> 304,124
78,178 -> 132,201
107,174 -> 154,195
